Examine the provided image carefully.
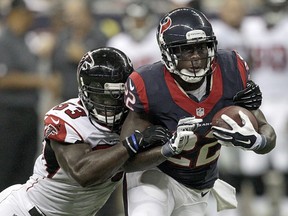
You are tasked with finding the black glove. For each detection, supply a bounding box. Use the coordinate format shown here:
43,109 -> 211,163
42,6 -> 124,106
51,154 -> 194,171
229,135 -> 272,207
122,125 -> 171,157
233,80 -> 262,110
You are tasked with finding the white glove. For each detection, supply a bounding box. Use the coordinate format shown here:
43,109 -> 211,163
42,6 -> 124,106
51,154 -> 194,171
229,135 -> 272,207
161,116 -> 202,157
212,111 -> 266,151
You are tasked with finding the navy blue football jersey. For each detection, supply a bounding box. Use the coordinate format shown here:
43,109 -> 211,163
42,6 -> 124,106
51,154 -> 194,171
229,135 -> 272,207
124,50 -> 249,189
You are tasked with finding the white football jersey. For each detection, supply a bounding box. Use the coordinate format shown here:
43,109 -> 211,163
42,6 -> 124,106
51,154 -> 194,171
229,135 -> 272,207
25,98 -> 123,216
241,16 -> 288,172
242,16 -> 288,99
107,29 -> 161,69
211,18 -> 250,60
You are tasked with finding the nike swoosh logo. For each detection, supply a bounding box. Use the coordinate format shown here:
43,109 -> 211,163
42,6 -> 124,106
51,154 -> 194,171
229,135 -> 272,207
50,117 -> 60,125
236,139 -> 251,145
129,79 -> 135,91
201,191 -> 209,197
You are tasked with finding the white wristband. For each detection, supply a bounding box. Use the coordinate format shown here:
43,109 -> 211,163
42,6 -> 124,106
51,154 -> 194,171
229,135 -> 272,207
161,142 -> 174,158
252,134 -> 267,151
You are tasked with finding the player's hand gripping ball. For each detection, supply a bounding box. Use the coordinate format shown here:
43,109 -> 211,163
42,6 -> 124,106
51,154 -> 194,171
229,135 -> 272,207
212,105 -> 258,131
211,106 -> 265,151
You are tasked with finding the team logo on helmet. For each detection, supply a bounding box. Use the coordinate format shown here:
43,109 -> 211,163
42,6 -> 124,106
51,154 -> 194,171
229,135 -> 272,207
79,51 -> 95,71
158,17 -> 172,45
159,17 -> 172,34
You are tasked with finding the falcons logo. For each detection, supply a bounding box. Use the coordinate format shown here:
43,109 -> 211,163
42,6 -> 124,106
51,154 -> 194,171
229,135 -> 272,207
44,124 -> 58,138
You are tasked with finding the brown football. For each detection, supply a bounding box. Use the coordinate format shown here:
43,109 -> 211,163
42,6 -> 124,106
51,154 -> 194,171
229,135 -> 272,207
212,106 -> 259,131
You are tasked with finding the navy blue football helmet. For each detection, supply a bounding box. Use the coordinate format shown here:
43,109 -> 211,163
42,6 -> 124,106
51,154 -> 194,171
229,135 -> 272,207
157,7 -> 217,83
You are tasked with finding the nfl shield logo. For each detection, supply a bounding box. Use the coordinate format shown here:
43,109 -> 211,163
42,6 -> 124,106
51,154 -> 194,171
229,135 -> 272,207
196,107 -> 205,117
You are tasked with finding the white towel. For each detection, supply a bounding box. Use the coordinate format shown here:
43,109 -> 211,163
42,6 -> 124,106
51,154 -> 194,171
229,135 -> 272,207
211,179 -> 238,211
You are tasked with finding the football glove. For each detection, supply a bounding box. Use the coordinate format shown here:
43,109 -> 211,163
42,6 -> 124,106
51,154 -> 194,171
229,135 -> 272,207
122,125 -> 171,157
161,116 -> 202,157
233,80 -> 262,110
212,111 -> 266,151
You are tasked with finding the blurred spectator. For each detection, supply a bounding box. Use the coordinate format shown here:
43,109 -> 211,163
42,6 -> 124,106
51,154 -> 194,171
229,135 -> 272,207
168,0 -> 202,10
107,1 -> 161,69
107,0 -> 203,71
51,0 -> 109,101
244,2 -> 288,150
0,0 -> 49,191
211,0 -> 249,60
211,0 -> 288,215
243,0 -> 288,201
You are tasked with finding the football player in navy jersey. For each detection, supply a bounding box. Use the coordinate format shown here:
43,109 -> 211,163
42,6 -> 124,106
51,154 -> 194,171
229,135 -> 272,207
0,47 -> 190,215
120,8 -> 276,216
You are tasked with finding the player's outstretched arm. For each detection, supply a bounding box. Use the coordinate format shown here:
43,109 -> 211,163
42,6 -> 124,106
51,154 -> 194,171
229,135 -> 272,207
50,140 -> 130,187
121,111 -> 202,172
50,125 -> 170,187
120,111 -> 167,172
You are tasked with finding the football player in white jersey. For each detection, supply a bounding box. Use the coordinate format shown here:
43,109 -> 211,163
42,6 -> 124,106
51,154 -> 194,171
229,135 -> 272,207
208,0 -> 288,214
211,0 -> 249,60
0,47 -> 177,216
107,2 -> 161,69
242,0 -> 288,174
241,2 -> 288,213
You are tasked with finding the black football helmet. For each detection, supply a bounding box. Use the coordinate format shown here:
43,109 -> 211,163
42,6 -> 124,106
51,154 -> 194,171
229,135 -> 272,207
77,47 -> 134,131
157,7 -> 218,83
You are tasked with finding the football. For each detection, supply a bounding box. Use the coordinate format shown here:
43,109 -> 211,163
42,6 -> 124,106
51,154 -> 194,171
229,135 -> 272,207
212,105 -> 259,131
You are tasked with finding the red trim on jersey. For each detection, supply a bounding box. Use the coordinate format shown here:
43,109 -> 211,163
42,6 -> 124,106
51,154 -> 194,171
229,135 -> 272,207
130,72 -> 149,113
235,52 -> 248,88
164,66 -> 223,118
92,144 -> 111,150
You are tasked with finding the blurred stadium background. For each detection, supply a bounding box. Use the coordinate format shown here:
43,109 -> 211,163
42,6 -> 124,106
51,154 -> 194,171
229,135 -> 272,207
0,0 -> 287,215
